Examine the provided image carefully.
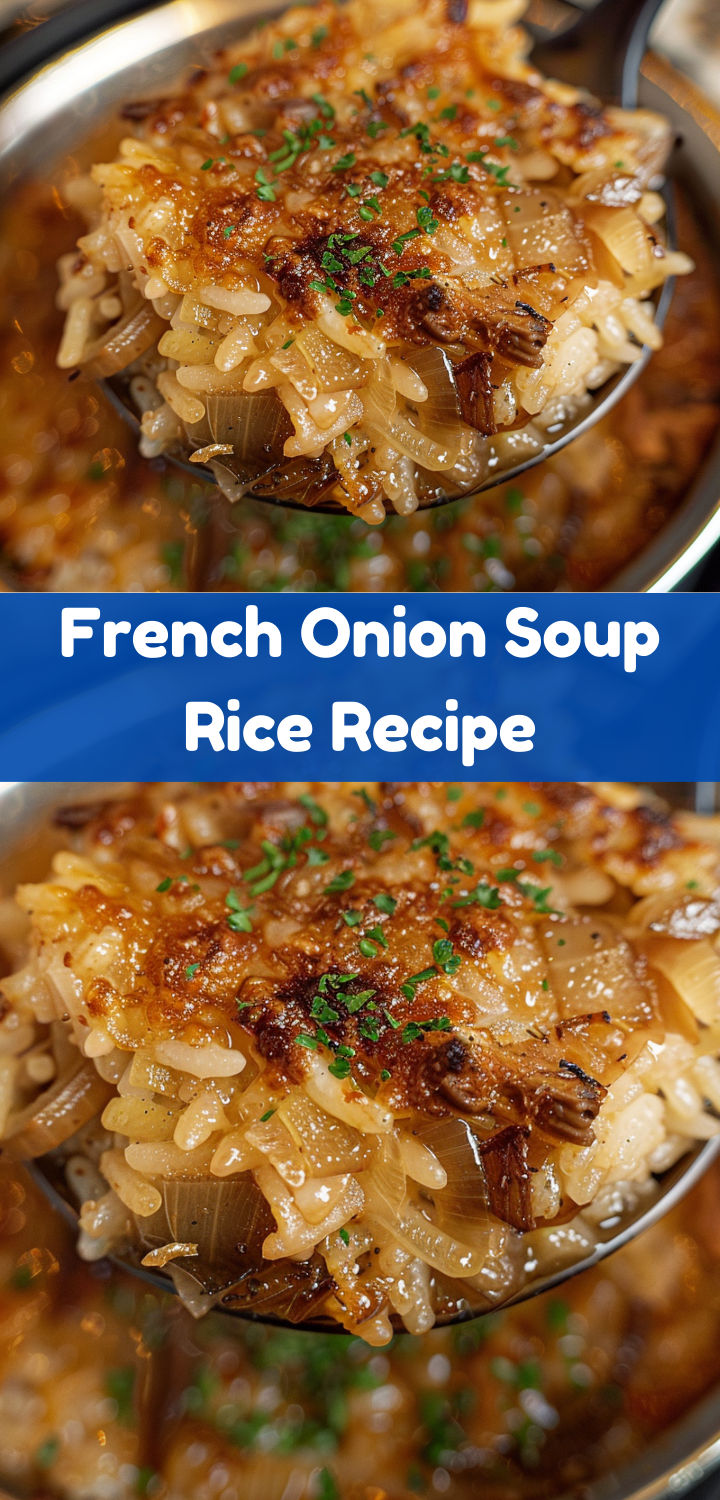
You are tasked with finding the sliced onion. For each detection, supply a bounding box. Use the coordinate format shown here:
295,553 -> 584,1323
585,204 -> 653,282
137,1173 -> 274,1292
366,1135 -> 490,1276
217,1252 -> 334,1322
366,1180 -> 485,1279
366,1137 -> 406,1214
141,1174 -> 334,1320
361,363 -> 397,436
542,915 -> 651,1024
82,299 -> 165,378
633,893 -> 720,941
245,453 -> 339,506
403,346 -> 466,464
414,1117 -> 534,1233
4,1056 -> 113,1160
388,409 -> 462,471
206,388 -> 292,469
644,935 -> 720,1026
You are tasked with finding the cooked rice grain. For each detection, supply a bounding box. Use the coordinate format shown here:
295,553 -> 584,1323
56,0 -> 689,520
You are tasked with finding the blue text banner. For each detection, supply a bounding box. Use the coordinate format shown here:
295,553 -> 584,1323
0,593 -> 717,780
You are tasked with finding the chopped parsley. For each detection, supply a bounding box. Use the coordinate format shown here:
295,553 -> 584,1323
316,1469 -> 340,1500
433,938 -> 461,975
105,1366 -> 136,1426
402,1016 -> 451,1043
226,889 -> 254,932
345,988 -> 376,1013
518,881 -> 559,914
298,793 -> 328,827
296,1032 -> 319,1050
307,846 -> 330,866
353,788 -> 376,813
312,94 -> 335,120
312,995 -> 341,1024
328,1054 -> 353,1080
324,869 -> 355,894
35,1436 -> 61,1471
373,892 -> 397,915
452,882 -> 501,909
401,967 -> 437,1001
255,167 -> 276,201
368,828 -> 396,850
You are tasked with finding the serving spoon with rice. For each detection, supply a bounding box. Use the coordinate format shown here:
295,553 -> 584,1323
23,1126 -> 720,1332
81,0 -> 677,521
4,779 -> 720,1333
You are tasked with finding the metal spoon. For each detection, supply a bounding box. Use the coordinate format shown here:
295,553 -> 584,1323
95,0 -> 675,518
0,0 -> 673,519
5,778 -> 719,1333
26,1134 -> 720,1332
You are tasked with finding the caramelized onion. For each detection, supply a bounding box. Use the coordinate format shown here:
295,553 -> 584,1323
411,1116 -> 534,1230
140,1174 -> 273,1286
245,453 -> 339,506
644,894 -> 720,941
83,300 -> 165,378
542,915 -> 650,1022
218,1253 -> 334,1322
206,388 -> 293,471
644,935 -> 720,1026
401,346 -> 466,465
4,1056 -> 112,1160
415,1117 -> 535,1233
138,1173 -> 334,1319
366,1138 -> 487,1277
453,350 -> 496,434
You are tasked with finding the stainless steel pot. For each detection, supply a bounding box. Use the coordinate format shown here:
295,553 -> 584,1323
0,0 -> 719,587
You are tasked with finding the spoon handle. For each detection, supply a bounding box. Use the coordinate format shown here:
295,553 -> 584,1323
0,0 -> 165,97
530,0 -> 668,106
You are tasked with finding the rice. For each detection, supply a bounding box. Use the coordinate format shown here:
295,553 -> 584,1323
55,0 -> 690,522
2,781 -> 720,1345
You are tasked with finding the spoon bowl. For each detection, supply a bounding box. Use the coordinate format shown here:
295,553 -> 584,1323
26,1132 -> 720,1331
2,778 -> 720,1333
98,0 -> 677,517
0,0 -> 681,519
